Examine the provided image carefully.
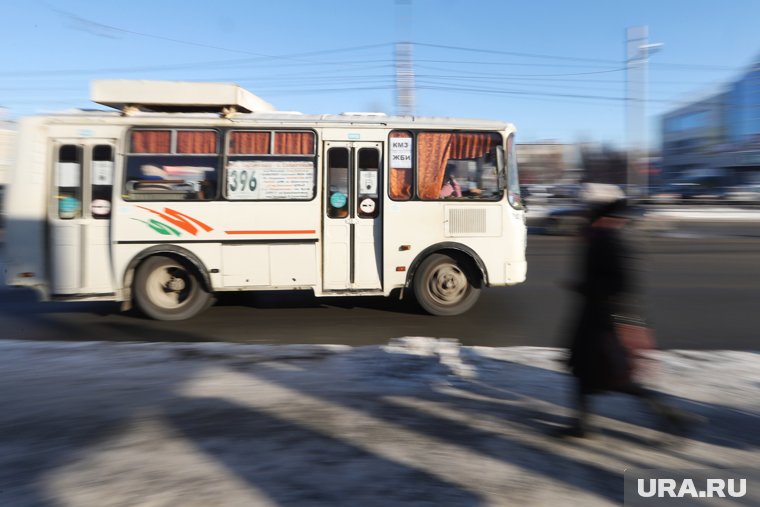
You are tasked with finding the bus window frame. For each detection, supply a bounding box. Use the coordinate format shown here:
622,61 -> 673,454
222,129 -> 318,203
123,127 -> 222,202
388,129 -> 505,202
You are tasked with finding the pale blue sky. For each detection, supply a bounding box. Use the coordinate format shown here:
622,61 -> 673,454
1,0 -> 759,147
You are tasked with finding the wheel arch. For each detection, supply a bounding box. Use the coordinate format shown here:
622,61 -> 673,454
405,242 -> 488,289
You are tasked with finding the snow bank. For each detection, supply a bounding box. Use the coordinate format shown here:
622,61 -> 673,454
0,338 -> 757,507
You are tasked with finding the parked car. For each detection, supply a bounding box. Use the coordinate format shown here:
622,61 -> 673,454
552,183 -> 581,199
523,184 -> 554,204
540,204 -> 589,235
650,176 -> 726,202
650,185 -> 682,203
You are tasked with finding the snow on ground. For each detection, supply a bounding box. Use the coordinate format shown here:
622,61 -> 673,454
642,206 -> 760,222
526,204 -> 760,222
0,337 -> 758,506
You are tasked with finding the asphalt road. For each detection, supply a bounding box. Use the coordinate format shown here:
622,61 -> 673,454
1,229 -> 758,350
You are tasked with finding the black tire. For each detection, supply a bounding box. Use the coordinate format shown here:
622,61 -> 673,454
134,255 -> 212,321
413,253 -> 481,316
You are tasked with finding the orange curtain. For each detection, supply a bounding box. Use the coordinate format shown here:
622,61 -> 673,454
417,132 -> 499,199
389,131 -> 413,200
131,130 -> 171,153
417,132 -> 453,200
230,131 -> 271,154
450,133 -> 498,159
177,131 -> 217,154
275,132 -> 314,155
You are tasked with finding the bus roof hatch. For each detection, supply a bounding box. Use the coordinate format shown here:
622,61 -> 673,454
90,80 -> 276,115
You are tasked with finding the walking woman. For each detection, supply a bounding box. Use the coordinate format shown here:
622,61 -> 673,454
558,183 -> 696,438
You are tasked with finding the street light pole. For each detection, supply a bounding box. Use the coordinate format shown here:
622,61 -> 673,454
625,26 -> 662,199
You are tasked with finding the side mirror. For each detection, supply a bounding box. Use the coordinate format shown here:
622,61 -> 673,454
496,146 -> 506,189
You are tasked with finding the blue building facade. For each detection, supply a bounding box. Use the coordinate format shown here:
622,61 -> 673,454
661,57 -> 760,187
726,63 -> 760,144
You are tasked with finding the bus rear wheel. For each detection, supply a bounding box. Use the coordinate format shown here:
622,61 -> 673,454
134,255 -> 212,321
413,253 -> 481,316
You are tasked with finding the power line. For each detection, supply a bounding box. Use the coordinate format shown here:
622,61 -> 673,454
248,85 -> 396,96
3,9 -> 752,116
414,82 -> 700,107
48,5 -> 276,57
37,6 -> 746,78
0,58 -> 395,78
414,62 -> 625,78
413,41 -> 741,72
412,42 -> 621,65
415,75 -> 624,95
413,64 -> 666,85
4,7 -> 744,88
47,4 -> 395,62
415,58 -> 620,70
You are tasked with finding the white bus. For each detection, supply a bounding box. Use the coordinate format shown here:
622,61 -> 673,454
4,80 -> 526,320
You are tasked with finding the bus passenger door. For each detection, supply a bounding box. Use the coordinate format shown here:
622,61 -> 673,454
49,140 -> 116,295
323,142 -> 383,291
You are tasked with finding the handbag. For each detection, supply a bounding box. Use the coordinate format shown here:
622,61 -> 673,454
613,314 -> 657,381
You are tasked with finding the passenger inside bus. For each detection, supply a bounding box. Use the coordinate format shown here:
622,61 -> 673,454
439,168 -> 462,198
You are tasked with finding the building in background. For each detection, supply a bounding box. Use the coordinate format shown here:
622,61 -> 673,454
516,142 -> 580,185
578,143 -> 628,185
661,92 -> 725,179
0,116 -> 16,221
721,58 -> 760,186
661,55 -> 760,187
0,132 -> 14,185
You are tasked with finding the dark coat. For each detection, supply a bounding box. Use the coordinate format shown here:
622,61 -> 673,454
567,207 -> 634,392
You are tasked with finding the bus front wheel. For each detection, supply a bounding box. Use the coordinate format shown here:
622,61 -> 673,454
134,255 -> 212,321
413,253 -> 481,316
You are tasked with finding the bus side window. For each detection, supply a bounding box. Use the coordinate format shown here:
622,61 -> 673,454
417,132 -> 501,201
91,145 -> 113,219
327,147 -> 349,218
357,147 -> 380,218
124,129 -> 219,202
56,145 -> 82,219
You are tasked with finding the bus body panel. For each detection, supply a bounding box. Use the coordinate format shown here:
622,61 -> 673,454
5,117 -> 50,297
111,201 -> 322,293
382,200 -> 526,289
320,127 -> 388,143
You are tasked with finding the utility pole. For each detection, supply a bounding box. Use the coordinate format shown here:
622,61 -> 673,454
395,0 -> 415,116
625,26 -> 662,198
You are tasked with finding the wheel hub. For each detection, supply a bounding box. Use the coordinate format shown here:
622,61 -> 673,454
431,266 -> 466,302
166,277 -> 186,292
144,264 -> 192,310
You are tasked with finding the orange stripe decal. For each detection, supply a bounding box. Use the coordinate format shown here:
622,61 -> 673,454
137,206 -> 213,236
225,230 -> 316,235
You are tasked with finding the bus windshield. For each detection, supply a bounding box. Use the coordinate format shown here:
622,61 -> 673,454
507,134 -> 522,209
